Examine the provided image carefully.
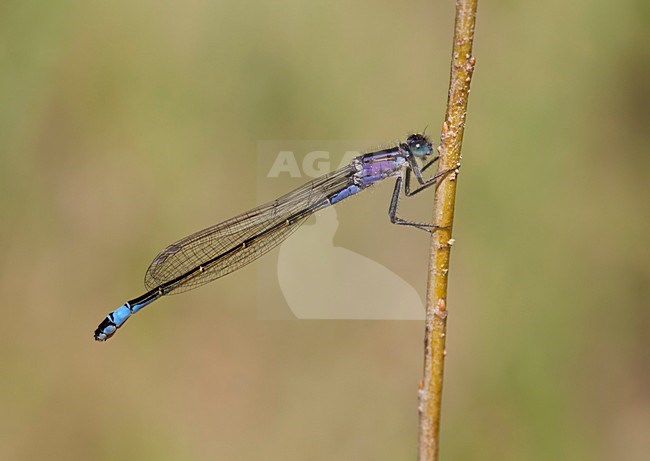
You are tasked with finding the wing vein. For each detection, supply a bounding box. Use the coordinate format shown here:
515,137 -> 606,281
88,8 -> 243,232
144,164 -> 356,294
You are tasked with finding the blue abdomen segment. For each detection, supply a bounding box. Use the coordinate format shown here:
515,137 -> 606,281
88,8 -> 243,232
329,184 -> 361,204
94,290 -> 161,341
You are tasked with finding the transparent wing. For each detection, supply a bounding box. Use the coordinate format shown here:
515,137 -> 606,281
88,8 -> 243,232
144,163 -> 357,294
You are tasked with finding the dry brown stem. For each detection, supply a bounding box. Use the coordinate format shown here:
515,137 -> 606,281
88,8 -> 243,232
417,1 -> 478,460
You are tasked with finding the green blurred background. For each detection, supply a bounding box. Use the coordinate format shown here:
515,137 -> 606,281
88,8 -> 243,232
1,1 -> 648,460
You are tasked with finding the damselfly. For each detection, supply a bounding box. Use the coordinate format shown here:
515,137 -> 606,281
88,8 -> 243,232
94,133 -> 455,341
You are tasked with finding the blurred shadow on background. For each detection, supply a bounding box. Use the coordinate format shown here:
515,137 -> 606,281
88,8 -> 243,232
277,206 -> 424,319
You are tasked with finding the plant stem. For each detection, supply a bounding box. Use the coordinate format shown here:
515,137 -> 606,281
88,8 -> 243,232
417,1 -> 478,460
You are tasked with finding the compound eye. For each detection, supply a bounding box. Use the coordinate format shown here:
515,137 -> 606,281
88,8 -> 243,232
406,134 -> 432,157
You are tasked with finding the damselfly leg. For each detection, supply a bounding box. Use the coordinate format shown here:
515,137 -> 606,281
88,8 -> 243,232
388,163 -> 457,232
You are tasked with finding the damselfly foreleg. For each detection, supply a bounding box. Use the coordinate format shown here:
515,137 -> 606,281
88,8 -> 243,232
388,165 -> 457,232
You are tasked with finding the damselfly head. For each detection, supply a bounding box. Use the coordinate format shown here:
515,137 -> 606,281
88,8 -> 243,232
406,133 -> 433,158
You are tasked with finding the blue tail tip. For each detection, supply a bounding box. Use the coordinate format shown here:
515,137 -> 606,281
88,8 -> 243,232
94,319 -> 116,341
